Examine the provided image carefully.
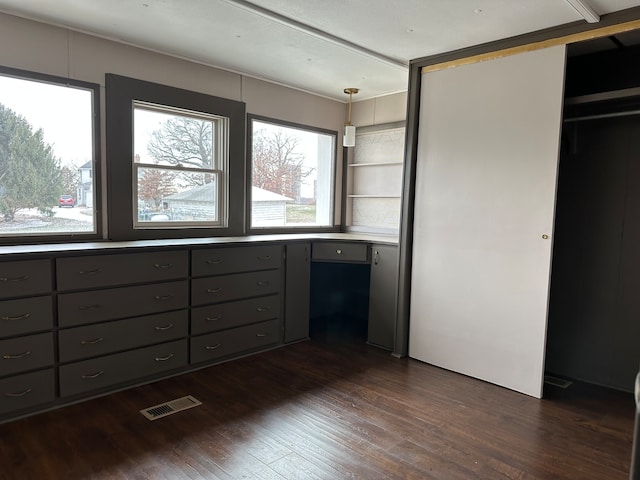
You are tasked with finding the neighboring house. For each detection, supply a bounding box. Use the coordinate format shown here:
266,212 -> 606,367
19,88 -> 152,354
251,186 -> 292,226
163,183 -> 218,221
76,160 -> 93,207
164,185 -> 291,225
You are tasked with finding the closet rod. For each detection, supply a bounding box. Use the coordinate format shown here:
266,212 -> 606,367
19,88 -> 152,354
564,109 -> 640,123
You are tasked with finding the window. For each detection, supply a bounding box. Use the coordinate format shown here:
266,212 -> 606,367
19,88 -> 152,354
106,74 -> 245,240
133,103 -> 228,227
248,115 -> 336,230
0,67 -> 100,241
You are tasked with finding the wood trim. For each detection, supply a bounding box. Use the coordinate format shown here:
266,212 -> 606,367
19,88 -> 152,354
422,19 -> 640,73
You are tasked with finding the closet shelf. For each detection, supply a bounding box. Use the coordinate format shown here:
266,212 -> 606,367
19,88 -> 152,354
347,195 -> 401,198
348,162 -> 403,167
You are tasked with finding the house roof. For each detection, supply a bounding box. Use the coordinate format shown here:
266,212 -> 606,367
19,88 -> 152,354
164,183 -> 215,202
164,185 -> 291,203
251,186 -> 292,202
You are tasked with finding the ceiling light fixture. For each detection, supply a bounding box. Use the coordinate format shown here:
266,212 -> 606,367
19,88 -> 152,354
343,88 -> 359,148
565,0 -> 600,23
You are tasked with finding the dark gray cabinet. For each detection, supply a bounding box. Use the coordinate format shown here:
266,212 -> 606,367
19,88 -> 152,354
58,310 -> 188,362
312,241 -> 369,263
0,259 -> 51,299
284,243 -> 310,343
59,339 -> 188,397
0,296 -> 53,338
58,280 -> 189,327
0,259 -> 54,420
191,320 -> 279,364
0,245 -> 285,423
367,244 -> 398,350
56,251 -> 188,290
189,244 -> 283,365
0,238 -> 397,424
0,369 -> 55,416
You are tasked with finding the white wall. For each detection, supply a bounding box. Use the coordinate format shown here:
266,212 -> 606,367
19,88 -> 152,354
0,12 -> 346,229
351,92 -> 407,127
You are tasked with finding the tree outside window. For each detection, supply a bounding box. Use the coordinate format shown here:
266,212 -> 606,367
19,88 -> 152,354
0,71 -> 97,239
250,117 -> 335,229
133,103 -> 227,227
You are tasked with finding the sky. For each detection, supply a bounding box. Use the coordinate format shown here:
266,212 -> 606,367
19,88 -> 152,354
0,74 -> 93,167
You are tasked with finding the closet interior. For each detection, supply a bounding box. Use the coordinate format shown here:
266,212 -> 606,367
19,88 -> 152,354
546,31 -> 640,392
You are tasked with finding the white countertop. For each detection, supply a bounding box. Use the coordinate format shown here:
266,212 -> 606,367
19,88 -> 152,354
0,232 -> 398,257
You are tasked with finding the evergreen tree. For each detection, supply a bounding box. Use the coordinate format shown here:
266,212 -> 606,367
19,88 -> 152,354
0,104 -> 63,220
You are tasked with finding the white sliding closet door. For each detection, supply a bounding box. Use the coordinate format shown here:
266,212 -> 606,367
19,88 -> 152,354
409,45 -> 566,398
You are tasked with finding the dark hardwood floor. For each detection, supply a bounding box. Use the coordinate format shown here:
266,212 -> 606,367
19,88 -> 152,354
0,334 -> 634,479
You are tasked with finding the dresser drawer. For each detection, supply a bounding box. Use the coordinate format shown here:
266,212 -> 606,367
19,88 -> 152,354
59,310 -> 189,363
58,280 -> 189,327
59,339 -> 188,397
57,250 -> 188,291
0,333 -> 53,377
192,245 -> 282,277
191,295 -> 280,335
0,260 -> 51,299
191,270 -> 280,306
0,368 -> 55,416
0,296 -> 53,339
191,319 -> 279,364
312,242 -> 369,263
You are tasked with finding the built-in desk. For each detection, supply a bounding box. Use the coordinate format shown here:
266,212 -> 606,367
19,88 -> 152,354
0,233 -> 397,424
309,240 -> 398,351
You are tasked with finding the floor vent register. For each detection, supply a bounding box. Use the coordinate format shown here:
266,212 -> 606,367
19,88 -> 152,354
140,395 -> 202,420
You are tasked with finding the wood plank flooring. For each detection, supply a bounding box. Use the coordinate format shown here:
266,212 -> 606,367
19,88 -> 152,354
0,337 -> 634,479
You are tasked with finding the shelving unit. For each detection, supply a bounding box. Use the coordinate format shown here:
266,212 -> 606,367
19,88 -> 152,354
344,123 -> 405,233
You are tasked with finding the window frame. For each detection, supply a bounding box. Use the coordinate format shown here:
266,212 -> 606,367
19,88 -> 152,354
106,74 -> 245,240
0,65 -> 102,244
246,114 -> 338,234
132,101 -> 227,229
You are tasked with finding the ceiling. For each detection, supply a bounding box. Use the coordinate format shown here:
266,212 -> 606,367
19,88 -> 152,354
0,0 -> 639,102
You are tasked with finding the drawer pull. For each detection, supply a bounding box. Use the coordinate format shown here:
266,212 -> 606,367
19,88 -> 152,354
81,371 -> 104,379
153,263 -> 174,269
154,323 -> 174,331
256,307 -> 270,313
206,287 -> 223,294
257,255 -> 272,261
256,333 -> 268,338
206,259 -> 223,265
205,343 -> 222,350
256,281 -> 270,287
3,351 -> 31,359
0,313 -> 31,321
79,304 -> 101,311
206,315 -> 222,322
80,337 -> 104,345
336,249 -> 343,254
0,275 -> 29,282
78,268 -> 101,275
154,294 -> 174,301
154,353 -> 174,362
4,388 -> 32,398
